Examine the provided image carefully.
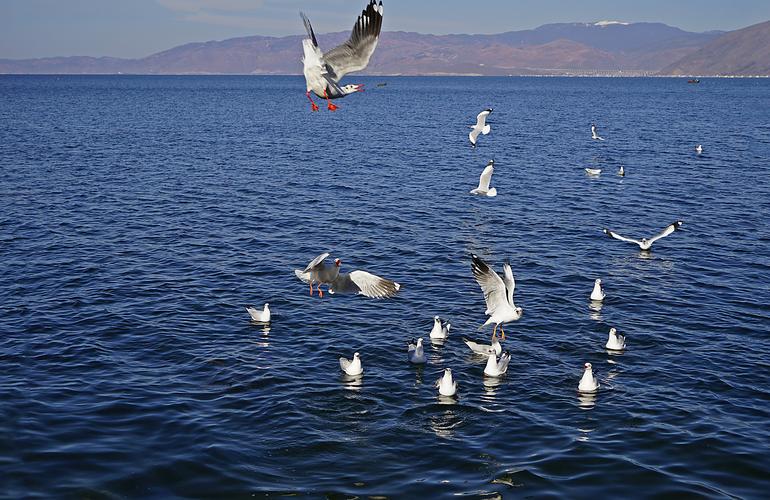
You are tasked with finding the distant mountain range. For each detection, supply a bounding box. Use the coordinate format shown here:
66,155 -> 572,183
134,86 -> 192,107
1,20 -> 769,76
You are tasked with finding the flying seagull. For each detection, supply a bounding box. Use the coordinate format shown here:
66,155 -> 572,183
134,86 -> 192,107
603,221 -> 684,251
300,1 -> 384,111
470,160 -> 497,197
295,253 -> 400,298
471,254 -> 522,340
469,108 -> 493,147
591,123 -> 605,141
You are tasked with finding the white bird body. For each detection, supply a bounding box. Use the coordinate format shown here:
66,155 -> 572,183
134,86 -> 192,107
300,1 -> 383,110
429,316 -> 451,339
436,368 -> 457,396
603,221 -> 684,251
618,165 -> 625,176
469,108 -> 493,147
695,144 -> 703,154
463,332 -> 502,356
471,254 -> 522,340
585,168 -> 602,175
590,279 -> 605,302
606,327 -> 626,350
246,303 -> 271,322
578,362 -> 599,392
470,160 -> 497,197
340,352 -> 363,376
408,338 -> 427,364
483,351 -> 511,377
295,253 -> 400,298
591,123 -> 605,141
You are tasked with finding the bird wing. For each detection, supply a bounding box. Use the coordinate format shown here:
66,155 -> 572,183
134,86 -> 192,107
502,261 -> 516,307
339,357 -> 351,370
498,352 -> 511,374
648,221 -> 683,245
603,229 -> 640,245
323,1 -> 384,81
303,252 -> 330,272
300,12 -> 319,49
332,270 -> 400,298
294,269 -> 311,284
469,128 -> 480,146
476,109 -> 491,128
471,254 -> 508,316
477,163 -> 494,191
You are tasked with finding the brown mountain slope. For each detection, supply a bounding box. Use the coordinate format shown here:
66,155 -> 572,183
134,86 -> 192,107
659,20 -> 770,76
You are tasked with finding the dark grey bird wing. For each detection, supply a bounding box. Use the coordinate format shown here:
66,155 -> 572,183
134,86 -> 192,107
323,1 -> 384,81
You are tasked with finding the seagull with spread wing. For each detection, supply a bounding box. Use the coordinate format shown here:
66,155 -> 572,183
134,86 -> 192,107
471,254 -> 522,340
300,1 -> 384,111
603,221 -> 684,251
295,253 -> 400,298
470,159 -> 497,197
469,108 -> 493,147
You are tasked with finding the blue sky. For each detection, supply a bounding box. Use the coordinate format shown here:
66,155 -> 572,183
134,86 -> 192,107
1,0 -> 769,59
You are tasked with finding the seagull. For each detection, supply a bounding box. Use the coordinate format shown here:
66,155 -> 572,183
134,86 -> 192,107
483,351 -> 511,377
436,368 -> 457,396
606,327 -> 626,351
463,331 -> 502,356
578,362 -> 599,392
470,160 -> 497,197
429,316 -> 451,340
300,1 -> 383,111
590,279 -> 605,302
603,221 -> 684,251
408,338 -> 427,364
295,253 -> 401,298
591,123 -> 605,141
245,303 -> 271,322
469,108 -> 493,147
695,144 -> 703,155
471,254 -> 522,340
340,352 -> 363,376
585,168 -> 602,175
618,165 -> 625,176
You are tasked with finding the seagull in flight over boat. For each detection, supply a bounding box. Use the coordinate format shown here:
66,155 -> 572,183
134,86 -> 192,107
246,303 -> 271,322
295,252 -> 401,298
470,160 -> 497,197
300,1 -> 384,111
591,123 -> 605,141
469,108 -> 493,147
471,254 -> 522,340
603,221 -> 684,251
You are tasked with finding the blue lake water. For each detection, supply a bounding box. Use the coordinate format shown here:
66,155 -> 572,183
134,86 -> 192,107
1,75 -> 770,498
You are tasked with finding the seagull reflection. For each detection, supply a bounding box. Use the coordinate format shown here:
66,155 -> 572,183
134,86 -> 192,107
254,325 -> 271,348
481,376 -> 503,402
589,301 -> 603,321
638,250 -> 655,260
340,373 -> 363,392
429,409 -> 461,439
437,394 -> 458,405
577,392 -> 598,410
577,427 -> 595,442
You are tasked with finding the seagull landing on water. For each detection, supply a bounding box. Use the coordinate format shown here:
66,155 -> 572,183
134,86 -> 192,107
469,108 -> 493,147
471,254 -> 522,340
578,362 -> 599,392
300,1 -> 383,111
591,123 -> 605,141
246,303 -> 271,322
603,221 -> 684,251
470,160 -> 497,197
295,252 -> 401,298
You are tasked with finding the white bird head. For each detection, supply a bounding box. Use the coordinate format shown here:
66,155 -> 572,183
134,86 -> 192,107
334,258 -> 342,267
595,279 -> 602,286
340,84 -> 364,94
434,316 -> 440,322
609,327 -> 616,336
515,306 -> 523,317
417,338 -> 423,347
353,352 -> 360,359
584,362 -> 592,370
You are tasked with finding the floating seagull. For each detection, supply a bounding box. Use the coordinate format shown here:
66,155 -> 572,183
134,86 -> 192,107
246,303 -> 271,322
408,338 -> 427,364
578,362 -> 599,392
469,108 -> 493,147
606,327 -> 626,351
463,331 -> 502,356
603,221 -> 684,251
295,253 -> 400,298
470,160 -> 497,197
340,352 -> 363,376
483,351 -> 511,377
471,254 -> 522,340
618,165 -> 625,176
695,144 -> 703,155
436,368 -> 457,396
591,123 -> 605,141
300,1 -> 383,111
429,316 -> 451,340
585,168 -> 602,176
590,279 -> 605,302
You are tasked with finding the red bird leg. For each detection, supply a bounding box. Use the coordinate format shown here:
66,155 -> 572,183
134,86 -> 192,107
318,286 -> 324,298
306,91 -> 319,112
309,281 -> 314,296
323,89 -> 338,111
